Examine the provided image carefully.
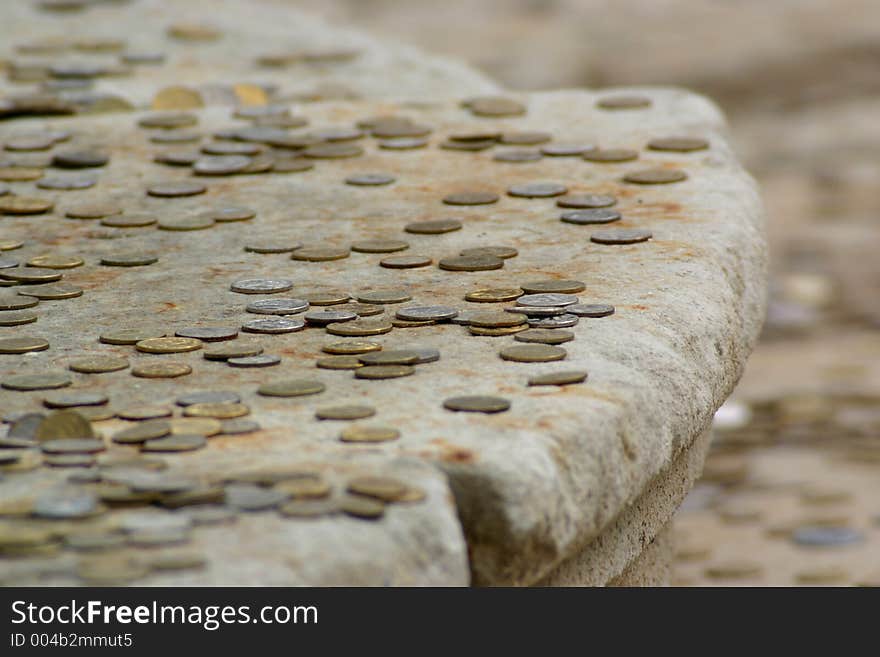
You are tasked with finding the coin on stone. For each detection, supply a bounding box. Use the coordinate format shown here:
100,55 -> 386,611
211,206 -> 255,222
64,202 -> 122,219
517,293 -> 579,307
203,342 -> 264,360
26,254 -> 83,269
346,173 -> 395,186
352,239 -> 410,254
459,246 -> 518,260
494,149 -> 542,163
520,279 -> 586,294
378,137 -> 428,150
0,167 -> 43,182
440,254 -> 505,271
303,143 -> 363,159
465,96 -> 526,117
508,182 -> 568,198
37,174 -> 97,190
241,317 -> 305,334
175,327 -> 238,342
244,241 -> 302,254
541,143 -> 594,157
500,344 -> 567,362
515,329 -> 574,345
146,181 -> 207,197
395,306 -> 458,322
596,95 -> 652,110
219,418 -> 260,435
347,476 -> 410,503
34,409 -> 94,440
322,340 -> 382,355
623,169 -> 687,185
569,303 -> 615,318
590,228 -> 652,245
316,355 -> 363,370
99,252 -> 159,267
274,476 -> 332,500
468,325 -> 528,337
557,194 -> 616,209
355,365 -> 415,380
257,379 -> 325,397
132,362 -> 192,378
301,290 -> 351,305
647,137 -> 709,152
561,209 -> 621,225
326,318 -> 393,337
356,289 -> 410,304
43,391 -> 107,408
41,438 -> 105,454
17,283 -> 83,300
136,337 -> 202,354
33,487 -> 99,519
442,191 -> 499,206
0,267 -> 62,283
469,311 -> 527,328
112,420 -> 171,445
583,148 -> 638,163
340,495 -> 385,520
359,350 -> 420,366
528,314 -> 579,329
158,215 -> 215,231
117,405 -> 173,421
0,336 -> 50,353
168,417 -> 222,437
443,395 -> 510,413
0,293 -> 39,311
225,484 -> 289,511
528,370 -> 588,386
306,309 -> 357,325
184,402 -> 249,419
404,218 -> 462,235
230,278 -> 293,294
228,355 -> 280,368
316,405 -> 376,421
100,328 -> 165,345
290,246 -> 350,262
465,288 -> 523,303
0,310 -> 37,326
142,434 -> 207,452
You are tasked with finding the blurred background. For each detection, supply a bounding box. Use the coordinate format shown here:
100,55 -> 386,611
296,0 -> 880,585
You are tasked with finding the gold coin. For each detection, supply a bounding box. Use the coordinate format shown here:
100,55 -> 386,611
26,254 -> 84,269
68,355 -> 129,373
0,240 -> 24,251
515,329 -> 575,345
322,341 -> 382,355
623,168 -> 687,185
135,337 -> 202,354
0,196 -> 54,214
183,402 -> 249,419
326,319 -> 392,337
0,167 -> 44,182
16,283 -> 83,300
77,557 -> 150,584
131,362 -> 192,378
316,405 -> 376,421
301,290 -> 351,305
64,202 -> 122,219
168,417 -> 222,437
112,420 -> 171,444
117,405 -> 174,421
355,365 -> 415,379
167,23 -> 222,41
340,495 -> 385,519
520,279 -> 586,294
291,246 -> 350,262
356,289 -> 411,304
468,325 -> 528,337
3,371 -> 71,391
0,336 -> 49,353
339,425 -> 400,443
275,477 -> 332,499
76,406 -> 115,422
528,370 -> 588,386
465,288 -> 523,303
35,409 -> 95,441
152,85 -> 204,110
499,344 -> 567,363
316,356 -> 363,370
257,379 -> 325,398
233,83 -> 268,107
469,311 -> 527,328
347,476 -> 409,502
100,329 -> 165,345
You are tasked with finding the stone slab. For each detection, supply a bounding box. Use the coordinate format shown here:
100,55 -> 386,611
0,88 -> 766,585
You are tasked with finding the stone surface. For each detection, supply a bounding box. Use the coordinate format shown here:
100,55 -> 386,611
0,0 -> 498,110
0,87 -> 766,584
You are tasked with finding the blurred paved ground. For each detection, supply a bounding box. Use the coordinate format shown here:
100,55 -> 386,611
297,0 -> 880,585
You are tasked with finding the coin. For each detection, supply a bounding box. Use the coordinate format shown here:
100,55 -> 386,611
623,169 -> 687,185
301,290 -> 351,305
244,241 -> 302,254
175,327 -> 238,342
158,215 -> 215,231
469,311 -> 527,328
316,356 -> 363,370
395,306 -> 458,321
210,206 -> 255,222
257,379 -> 325,397
583,148 -> 638,163
356,289 -> 410,305
0,167 -> 43,182
99,253 -> 159,267
17,283 -> 83,300
77,406 -> 115,422
508,182 -> 568,198
230,278 -> 293,294
561,209 -> 621,225
117,405 -> 173,421
442,191 -> 499,206
528,314 -> 578,328
493,150 -> 542,163
112,420 -> 171,444
100,329 -> 165,345
136,337 -> 202,354
517,293 -> 579,307
33,488 -> 99,519
219,419 -> 261,435
65,202 -> 122,219
303,143 -> 363,159
379,137 -> 428,150
241,317 -> 305,334
228,354 -> 281,368
465,288 -> 523,303
326,318 -> 393,336
440,139 -> 495,152
0,240 -> 24,251
466,96 -> 526,117
596,95 -> 652,110
132,362 -> 192,378
34,409 -> 94,440
528,370 -> 588,386
168,417 -> 221,437
322,340 -> 381,355
316,405 -> 376,421
500,344 -> 567,362
541,143 -> 594,157
340,495 -> 385,519
468,325 -> 529,337
569,303 -> 615,318
26,254 -> 84,269
499,131 -> 551,145
203,342 -> 264,360
0,310 -> 38,326
37,174 -> 97,190
347,476 -> 410,503
352,239 -> 410,254
202,141 -> 262,155
176,391 -> 240,406
648,137 -> 709,152
150,129 -> 201,144
359,350 -> 420,366
192,155 -> 251,175
438,255 -> 504,271
0,336 -> 50,353
43,391 -> 107,408
142,434 -> 207,452
271,157 -> 314,173
346,173 -> 395,186
146,181 -> 207,197
590,228 -> 652,245
41,438 -> 105,454
443,395 -> 510,413
515,329 -> 574,345
520,279 -> 586,294
275,476 -> 332,500
0,294 -> 39,310
404,219 -> 462,234
184,402 -> 249,419
0,267 -> 62,283
557,194 -> 616,209
139,112 -> 199,129
459,246 -> 518,259
225,484 -> 289,511
291,246 -> 350,262
355,364 -> 415,380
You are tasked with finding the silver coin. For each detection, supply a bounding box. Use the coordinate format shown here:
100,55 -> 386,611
568,303 -> 615,318
560,209 -> 621,225
192,155 -> 251,175
228,354 -> 281,368
241,317 -> 305,334
507,182 -> 568,198
557,194 -> 617,209
505,305 -> 569,317
245,299 -> 309,315
230,278 -> 293,294
0,257 -> 20,269
528,314 -> 579,328
395,306 -> 458,321
175,326 -> 238,341
37,174 -> 98,190
516,293 -> 579,307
